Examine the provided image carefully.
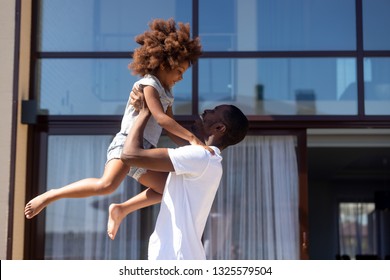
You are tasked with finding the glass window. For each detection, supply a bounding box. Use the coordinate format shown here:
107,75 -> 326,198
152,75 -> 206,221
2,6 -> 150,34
338,202 -> 376,260
205,135 -> 299,259
38,0 -> 192,52
36,59 -> 192,115
44,135 -> 149,259
199,0 -> 356,51
199,58 -> 357,115
364,58 -> 390,115
363,0 -> 390,50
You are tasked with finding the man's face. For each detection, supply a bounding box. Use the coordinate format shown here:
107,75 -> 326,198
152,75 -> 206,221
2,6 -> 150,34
191,105 -> 230,142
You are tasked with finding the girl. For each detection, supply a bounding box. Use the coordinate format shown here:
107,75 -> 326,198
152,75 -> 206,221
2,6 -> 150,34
25,18 -> 211,240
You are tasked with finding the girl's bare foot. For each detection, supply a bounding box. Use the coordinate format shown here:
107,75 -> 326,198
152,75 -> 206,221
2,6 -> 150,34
107,203 -> 125,240
24,193 -> 50,219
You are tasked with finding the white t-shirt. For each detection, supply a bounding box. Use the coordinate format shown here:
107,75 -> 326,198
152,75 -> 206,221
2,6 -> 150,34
148,145 -> 223,260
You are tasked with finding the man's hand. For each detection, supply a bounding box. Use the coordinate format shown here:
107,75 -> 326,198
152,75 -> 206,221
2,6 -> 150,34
130,86 -> 144,111
131,86 -> 150,115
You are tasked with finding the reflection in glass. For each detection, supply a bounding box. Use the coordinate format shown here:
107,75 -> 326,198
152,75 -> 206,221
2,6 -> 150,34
37,59 -> 192,115
199,58 -> 357,115
364,58 -> 390,115
199,0 -> 355,51
363,0 -> 390,50
338,202 -> 376,260
38,0 -> 191,51
170,69 -> 193,115
37,59 -> 134,115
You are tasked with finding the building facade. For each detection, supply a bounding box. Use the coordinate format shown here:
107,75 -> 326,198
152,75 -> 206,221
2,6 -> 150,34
1,0 -> 390,260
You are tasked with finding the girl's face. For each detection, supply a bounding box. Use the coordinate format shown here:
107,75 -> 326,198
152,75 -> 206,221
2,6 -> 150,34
157,60 -> 189,90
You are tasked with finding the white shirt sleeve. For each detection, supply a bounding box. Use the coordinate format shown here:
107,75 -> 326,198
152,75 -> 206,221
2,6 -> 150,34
168,145 -> 210,177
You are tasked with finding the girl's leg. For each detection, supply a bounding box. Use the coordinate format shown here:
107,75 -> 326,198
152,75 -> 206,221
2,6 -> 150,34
107,171 -> 168,240
24,159 -> 130,219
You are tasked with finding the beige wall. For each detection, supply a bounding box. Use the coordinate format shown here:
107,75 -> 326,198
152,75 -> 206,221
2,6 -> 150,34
13,0 -> 31,260
0,0 -> 31,260
0,0 -> 16,260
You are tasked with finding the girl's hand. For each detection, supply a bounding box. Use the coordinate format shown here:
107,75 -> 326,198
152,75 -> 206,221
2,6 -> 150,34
189,136 -> 215,155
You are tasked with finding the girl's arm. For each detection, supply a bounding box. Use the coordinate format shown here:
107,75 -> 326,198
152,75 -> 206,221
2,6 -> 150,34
121,101 -> 174,172
143,86 -> 214,153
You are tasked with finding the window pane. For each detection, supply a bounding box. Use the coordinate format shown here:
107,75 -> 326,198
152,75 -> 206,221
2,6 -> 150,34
45,135 -> 147,259
38,0 -> 191,51
37,59 -> 133,115
205,135 -> 299,259
339,202 -> 376,259
364,58 -> 390,115
363,0 -> 390,50
199,58 -> 357,115
199,0 -> 356,51
37,59 -> 192,115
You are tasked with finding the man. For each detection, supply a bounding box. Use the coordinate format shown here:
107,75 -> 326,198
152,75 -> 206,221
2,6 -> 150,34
117,90 -> 248,260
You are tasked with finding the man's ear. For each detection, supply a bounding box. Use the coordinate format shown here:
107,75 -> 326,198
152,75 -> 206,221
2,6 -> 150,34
214,122 -> 227,134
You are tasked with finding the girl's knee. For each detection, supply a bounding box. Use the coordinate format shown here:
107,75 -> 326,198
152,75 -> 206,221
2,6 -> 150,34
96,180 -> 118,195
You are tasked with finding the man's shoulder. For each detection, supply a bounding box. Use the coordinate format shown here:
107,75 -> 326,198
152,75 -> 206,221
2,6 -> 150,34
169,145 -> 221,160
170,145 -> 205,155
168,145 -> 221,175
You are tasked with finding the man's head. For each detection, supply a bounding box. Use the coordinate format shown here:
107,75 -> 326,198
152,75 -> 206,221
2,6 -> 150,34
192,105 -> 249,150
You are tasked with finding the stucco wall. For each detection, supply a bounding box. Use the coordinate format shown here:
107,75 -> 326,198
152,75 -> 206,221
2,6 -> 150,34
13,0 -> 31,260
0,0 -> 16,260
0,0 -> 31,260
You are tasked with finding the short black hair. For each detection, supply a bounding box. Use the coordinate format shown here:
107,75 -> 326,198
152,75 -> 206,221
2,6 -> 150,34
221,105 -> 249,148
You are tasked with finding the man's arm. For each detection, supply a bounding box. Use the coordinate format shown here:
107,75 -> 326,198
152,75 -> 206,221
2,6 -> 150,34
120,97 -> 175,173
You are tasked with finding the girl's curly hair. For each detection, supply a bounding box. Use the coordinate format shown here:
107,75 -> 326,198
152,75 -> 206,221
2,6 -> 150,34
129,18 -> 202,76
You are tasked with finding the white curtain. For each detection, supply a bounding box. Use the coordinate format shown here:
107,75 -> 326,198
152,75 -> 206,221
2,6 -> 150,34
204,135 -> 300,259
45,135 -> 143,259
